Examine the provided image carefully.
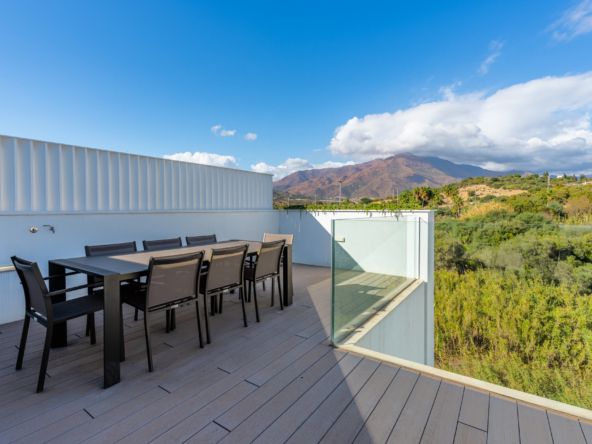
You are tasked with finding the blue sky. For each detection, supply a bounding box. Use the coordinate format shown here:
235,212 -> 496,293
1,1 -> 591,178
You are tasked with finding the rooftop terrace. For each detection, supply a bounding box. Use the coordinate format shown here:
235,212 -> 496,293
0,265 -> 589,444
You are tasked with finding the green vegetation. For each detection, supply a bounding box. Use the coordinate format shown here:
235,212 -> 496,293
278,173 -> 592,408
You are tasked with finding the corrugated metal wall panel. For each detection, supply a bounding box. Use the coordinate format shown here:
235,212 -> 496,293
0,135 -> 273,213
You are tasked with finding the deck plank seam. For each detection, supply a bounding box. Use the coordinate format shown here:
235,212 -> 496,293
384,368 -> 423,443
417,378 -> 443,443
317,359 -> 383,443
451,387 -> 466,444
279,354 -> 365,443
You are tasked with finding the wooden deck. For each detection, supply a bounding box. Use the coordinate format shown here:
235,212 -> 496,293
0,264 -> 590,443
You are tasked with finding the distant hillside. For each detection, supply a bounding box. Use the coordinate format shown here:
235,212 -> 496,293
273,153 -> 503,200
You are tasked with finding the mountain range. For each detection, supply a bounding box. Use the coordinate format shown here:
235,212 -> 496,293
273,153 -> 506,200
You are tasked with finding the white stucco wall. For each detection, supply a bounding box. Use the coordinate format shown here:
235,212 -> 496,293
355,282 -> 434,365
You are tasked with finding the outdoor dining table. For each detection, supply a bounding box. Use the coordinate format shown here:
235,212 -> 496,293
47,240 -> 294,388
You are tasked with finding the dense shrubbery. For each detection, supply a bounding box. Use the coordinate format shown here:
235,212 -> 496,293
433,178 -> 592,408
278,174 -> 592,407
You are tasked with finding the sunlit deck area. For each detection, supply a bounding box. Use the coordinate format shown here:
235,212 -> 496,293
0,265 -> 589,444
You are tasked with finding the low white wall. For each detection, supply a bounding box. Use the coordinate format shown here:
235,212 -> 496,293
0,210 -> 279,324
354,282 -> 434,365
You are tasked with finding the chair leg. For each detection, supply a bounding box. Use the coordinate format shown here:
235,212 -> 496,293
210,295 -> 217,316
171,309 -> 176,331
16,315 -> 30,370
195,300 -> 204,349
239,285 -> 248,327
88,313 -> 96,345
37,324 -> 53,393
144,312 -> 153,372
203,294 -> 211,344
253,282 -> 260,323
85,315 -> 90,337
165,310 -> 170,333
247,280 -> 252,302
277,275 -> 284,310
134,308 -> 139,321
271,278 -> 275,307
218,293 -> 223,314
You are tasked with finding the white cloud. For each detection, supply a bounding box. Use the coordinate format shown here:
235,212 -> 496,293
329,72 -> 592,173
164,151 -> 238,168
549,0 -> 592,41
251,158 -> 355,180
211,124 -> 236,137
244,132 -> 258,141
479,40 -> 504,75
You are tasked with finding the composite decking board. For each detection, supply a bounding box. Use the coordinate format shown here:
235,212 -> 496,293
218,350 -> 351,444
454,422 -> 487,444
92,337 -> 308,443
251,353 -> 363,444
150,381 -> 257,443
185,422 -> 229,443
580,421 -> 592,443
12,409 -> 91,444
0,343 -> 171,442
0,265 -> 588,444
548,412 -> 587,444
517,403 -> 553,444
487,395 -> 520,444
97,313 -> 324,443
386,374 -> 441,443
246,328 -> 329,386
215,343 -> 331,430
352,367 -> 419,444
46,385 -> 171,443
319,363 -> 398,443
420,381 -> 464,444
284,357 -> 381,444
458,387 -> 490,431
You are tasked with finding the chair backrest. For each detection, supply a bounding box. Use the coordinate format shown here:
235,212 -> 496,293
205,244 -> 248,293
186,234 -> 217,246
254,240 -> 285,279
11,256 -> 51,319
263,233 -> 293,245
143,237 -> 183,251
146,252 -> 203,309
85,241 -> 137,257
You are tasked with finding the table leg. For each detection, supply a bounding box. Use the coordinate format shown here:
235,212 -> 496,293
48,262 -> 67,348
282,245 -> 294,306
103,275 -> 121,388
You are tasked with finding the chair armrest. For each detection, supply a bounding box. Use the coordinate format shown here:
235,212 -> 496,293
43,271 -> 80,280
46,281 -> 103,298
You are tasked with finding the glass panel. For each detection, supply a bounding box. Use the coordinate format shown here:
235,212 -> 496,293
331,218 -> 420,344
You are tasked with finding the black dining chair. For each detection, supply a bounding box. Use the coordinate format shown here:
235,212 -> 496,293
11,256 -> 104,392
244,240 -> 286,322
260,233 -> 292,292
186,234 -> 217,246
142,237 -> 183,251
199,244 -> 249,344
85,241 -> 139,322
120,252 -> 204,371
142,237 -> 184,330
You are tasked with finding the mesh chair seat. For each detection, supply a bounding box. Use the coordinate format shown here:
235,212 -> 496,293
53,294 -> 104,323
